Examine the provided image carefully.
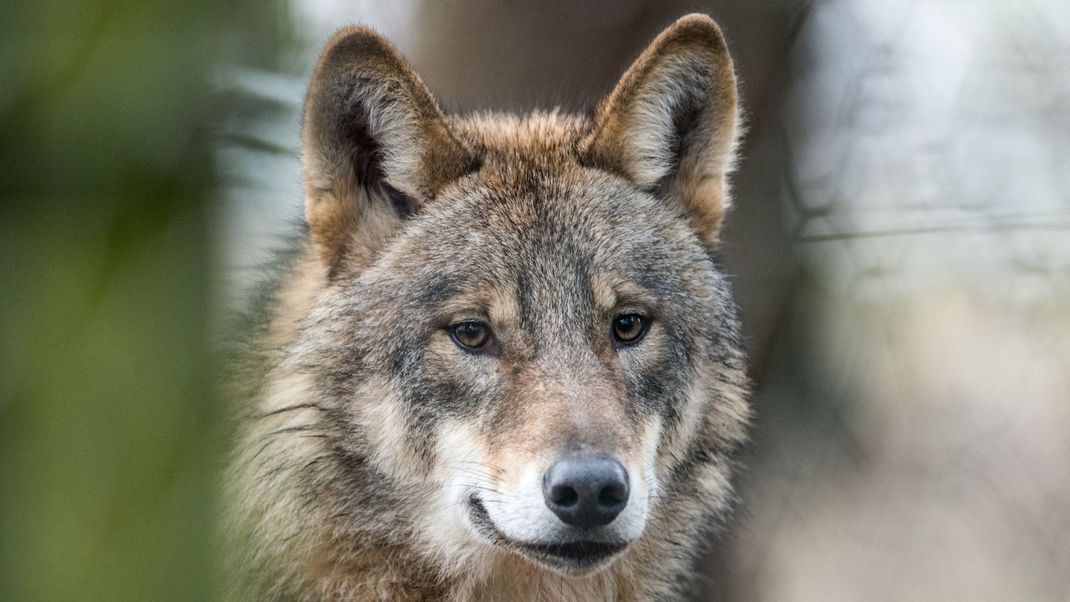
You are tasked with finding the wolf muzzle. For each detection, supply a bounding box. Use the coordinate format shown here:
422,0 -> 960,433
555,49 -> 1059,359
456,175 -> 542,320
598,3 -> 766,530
543,455 -> 630,529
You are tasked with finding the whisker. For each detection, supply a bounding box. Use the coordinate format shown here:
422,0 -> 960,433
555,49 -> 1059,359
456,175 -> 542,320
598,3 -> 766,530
250,403 -> 325,420
264,424 -> 326,437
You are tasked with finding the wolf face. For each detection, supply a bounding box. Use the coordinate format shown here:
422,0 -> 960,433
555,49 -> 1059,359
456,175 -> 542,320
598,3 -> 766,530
229,14 -> 750,599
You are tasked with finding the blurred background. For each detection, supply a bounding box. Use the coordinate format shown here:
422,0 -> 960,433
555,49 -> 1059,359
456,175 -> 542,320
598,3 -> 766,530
3,0 -> 1068,600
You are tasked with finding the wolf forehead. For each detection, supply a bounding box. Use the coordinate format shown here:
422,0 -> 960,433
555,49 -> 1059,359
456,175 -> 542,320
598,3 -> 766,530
370,113 -> 717,293
373,188 -> 720,340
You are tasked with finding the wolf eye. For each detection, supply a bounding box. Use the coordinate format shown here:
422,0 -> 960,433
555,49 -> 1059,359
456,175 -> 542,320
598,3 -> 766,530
450,321 -> 495,352
612,314 -> 649,346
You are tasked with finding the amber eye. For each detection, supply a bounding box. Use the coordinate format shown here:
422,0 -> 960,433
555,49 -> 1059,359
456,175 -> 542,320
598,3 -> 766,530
612,314 -> 649,346
450,321 -> 494,352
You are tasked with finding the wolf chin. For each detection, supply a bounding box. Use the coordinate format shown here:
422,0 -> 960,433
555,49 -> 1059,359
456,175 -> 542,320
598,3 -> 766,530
225,13 -> 751,601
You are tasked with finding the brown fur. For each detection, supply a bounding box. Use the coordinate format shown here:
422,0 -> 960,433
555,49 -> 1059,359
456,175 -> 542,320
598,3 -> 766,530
226,14 -> 750,601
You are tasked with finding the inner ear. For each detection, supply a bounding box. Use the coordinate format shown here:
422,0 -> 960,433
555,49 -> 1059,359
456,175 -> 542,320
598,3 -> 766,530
342,126 -> 402,219
653,89 -> 707,196
301,26 -> 477,272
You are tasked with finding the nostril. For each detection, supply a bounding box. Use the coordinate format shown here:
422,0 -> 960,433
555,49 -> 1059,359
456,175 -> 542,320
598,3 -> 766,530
551,484 -> 579,507
598,482 -> 627,506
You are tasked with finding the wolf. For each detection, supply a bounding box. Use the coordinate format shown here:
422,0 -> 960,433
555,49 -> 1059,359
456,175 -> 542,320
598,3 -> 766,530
225,13 -> 750,601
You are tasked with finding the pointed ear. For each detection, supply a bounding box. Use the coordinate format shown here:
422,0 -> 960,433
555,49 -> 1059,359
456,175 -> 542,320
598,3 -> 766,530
581,14 -> 740,248
302,27 -> 477,271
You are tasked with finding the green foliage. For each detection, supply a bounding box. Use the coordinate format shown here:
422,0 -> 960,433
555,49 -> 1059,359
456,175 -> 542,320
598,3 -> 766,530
0,1 -> 282,599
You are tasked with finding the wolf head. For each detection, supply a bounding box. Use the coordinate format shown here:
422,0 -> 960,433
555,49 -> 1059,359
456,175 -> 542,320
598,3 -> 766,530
245,14 -> 749,586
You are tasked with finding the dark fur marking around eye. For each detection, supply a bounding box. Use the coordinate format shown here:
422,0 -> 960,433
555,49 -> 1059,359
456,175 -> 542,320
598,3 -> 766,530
384,183 -> 417,220
412,274 -> 460,309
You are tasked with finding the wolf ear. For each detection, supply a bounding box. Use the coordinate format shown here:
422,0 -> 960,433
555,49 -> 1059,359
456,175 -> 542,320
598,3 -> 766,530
581,14 -> 740,248
302,27 -> 477,271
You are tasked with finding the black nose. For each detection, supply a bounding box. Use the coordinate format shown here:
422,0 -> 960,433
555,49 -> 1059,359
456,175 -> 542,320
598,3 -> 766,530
543,456 -> 629,529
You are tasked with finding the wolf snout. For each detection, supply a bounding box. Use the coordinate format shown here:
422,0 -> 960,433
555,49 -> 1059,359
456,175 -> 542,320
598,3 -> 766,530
542,456 -> 629,529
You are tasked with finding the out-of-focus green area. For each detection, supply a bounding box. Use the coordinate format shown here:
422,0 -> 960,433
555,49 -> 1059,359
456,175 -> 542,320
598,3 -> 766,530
0,2 -> 282,599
